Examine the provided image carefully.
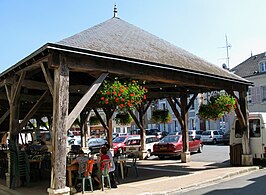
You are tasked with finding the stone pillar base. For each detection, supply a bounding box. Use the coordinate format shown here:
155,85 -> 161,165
5,173 -> 10,188
241,154 -> 253,166
47,187 -> 70,195
181,152 -> 191,163
139,150 -> 147,160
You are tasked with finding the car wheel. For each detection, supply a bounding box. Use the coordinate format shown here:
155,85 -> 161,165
197,144 -> 203,153
213,139 -> 217,145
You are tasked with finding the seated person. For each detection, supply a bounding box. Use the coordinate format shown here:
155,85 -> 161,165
71,150 -> 89,176
96,147 -> 111,188
98,147 -> 110,173
71,151 -> 101,189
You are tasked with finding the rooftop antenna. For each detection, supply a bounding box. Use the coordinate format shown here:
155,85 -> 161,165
113,3 -> 118,18
219,34 -> 232,69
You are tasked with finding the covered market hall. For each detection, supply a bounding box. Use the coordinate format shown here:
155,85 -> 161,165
0,8 -> 253,195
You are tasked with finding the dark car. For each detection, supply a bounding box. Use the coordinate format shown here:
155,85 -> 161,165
152,135 -> 203,159
222,131 -> 230,145
87,138 -> 107,154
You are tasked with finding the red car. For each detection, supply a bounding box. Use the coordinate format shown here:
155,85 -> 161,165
113,135 -> 138,155
152,135 -> 203,159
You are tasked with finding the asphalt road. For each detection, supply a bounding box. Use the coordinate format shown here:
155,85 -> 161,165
150,144 -> 230,164
191,144 -> 230,163
174,168 -> 266,195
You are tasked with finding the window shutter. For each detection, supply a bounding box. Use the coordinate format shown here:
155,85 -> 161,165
256,87 -> 261,103
251,87 -> 256,103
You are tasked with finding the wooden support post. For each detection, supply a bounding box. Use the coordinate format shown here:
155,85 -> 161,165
5,72 -> 25,188
129,101 -> 151,160
48,55 -> 70,195
239,90 -> 253,165
180,94 -> 190,163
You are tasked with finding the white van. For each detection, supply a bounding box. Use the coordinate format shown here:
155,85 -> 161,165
230,112 -> 266,159
124,135 -> 159,159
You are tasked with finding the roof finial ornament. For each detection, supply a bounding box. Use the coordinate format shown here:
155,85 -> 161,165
113,3 -> 118,18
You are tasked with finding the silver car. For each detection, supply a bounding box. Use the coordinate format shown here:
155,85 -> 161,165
200,130 -> 224,144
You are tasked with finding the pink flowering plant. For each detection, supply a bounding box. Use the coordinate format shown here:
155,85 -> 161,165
99,79 -> 148,110
198,94 -> 236,120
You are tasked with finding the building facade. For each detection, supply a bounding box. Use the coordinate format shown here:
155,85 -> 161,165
231,52 -> 266,112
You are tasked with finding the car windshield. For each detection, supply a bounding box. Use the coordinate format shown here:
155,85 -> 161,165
202,131 -> 211,135
160,135 -> 180,143
113,136 -> 126,143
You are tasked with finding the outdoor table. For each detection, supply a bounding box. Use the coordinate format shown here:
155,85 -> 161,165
117,157 -> 127,179
66,164 -> 78,187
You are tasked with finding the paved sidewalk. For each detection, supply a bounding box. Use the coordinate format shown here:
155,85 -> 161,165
0,160 -> 260,195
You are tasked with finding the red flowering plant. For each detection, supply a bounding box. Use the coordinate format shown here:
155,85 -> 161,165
98,79 -> 148,110
198,94 -> 236,120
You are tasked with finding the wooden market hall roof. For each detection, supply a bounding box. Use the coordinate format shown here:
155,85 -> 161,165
0,14 -> 252,132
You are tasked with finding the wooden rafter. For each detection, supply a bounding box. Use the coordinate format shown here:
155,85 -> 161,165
186,93 -> 198,112
17,90 -> 49,131
12,71 -> 26,104
41,62 -> 54,96
93,108 -> 109,131
167,97 -> 183,128
0,109 -> 10,125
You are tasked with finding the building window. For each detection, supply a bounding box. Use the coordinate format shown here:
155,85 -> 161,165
262,86 -> 266,102
259,61 -> 266,72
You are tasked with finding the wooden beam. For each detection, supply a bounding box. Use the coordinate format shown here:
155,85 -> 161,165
66,73 -> 108,130
16,90 -> 49,131
41,62 -> 54,96
0,109 -> 10,125
167,97 -> 183,128
64,53 -> 248,91
128,109 -> 143,130
22,79 -> 48,90
93,108 -> 109,131
227,90 -> 246,128
4,83 -> 11,104
186,93 -> 198,112
143,100 -> 152,115
12,71 -> 26,104
173,97 -> 181,108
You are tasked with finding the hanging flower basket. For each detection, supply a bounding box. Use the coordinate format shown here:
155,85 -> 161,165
115,112 -> 133,125
198,94 -> 236,120
89,116 -> 100,125
152,109 -> 172,124
98,79 -> 148,110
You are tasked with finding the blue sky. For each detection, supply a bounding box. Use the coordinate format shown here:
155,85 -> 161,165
1,0 -> 266,73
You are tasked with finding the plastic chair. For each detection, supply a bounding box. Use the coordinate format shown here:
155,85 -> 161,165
82,159 -> 94,193
101,160 -> 111,191
126,155 -> 138,177
74,159 -> 94,193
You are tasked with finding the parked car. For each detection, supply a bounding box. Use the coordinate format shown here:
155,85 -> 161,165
112,135 -> 138,155
87,138 -> 107,154
152,135 -> 203,159
112,132 -> 128,139
200,130 -> 224,144
124,135 -> 160,159
146,129 -> 163,139
222,130 -> 230,145
191,130 -> 204,140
